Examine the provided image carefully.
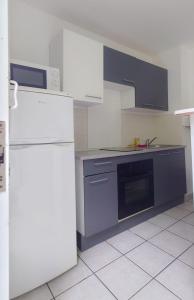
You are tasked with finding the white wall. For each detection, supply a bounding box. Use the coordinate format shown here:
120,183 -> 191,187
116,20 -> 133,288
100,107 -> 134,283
88,88 -> 122,149
9,0 -> 156,66
10,0 -> 192,195
0,0 -> 9,299
191,116 -> 194,197
159,47 -> 182,112
122,112 -> 157,146
180,45 -> 194,109
9,0 -> 64,65
9,0 -> 161,152
157,45 -> 194,195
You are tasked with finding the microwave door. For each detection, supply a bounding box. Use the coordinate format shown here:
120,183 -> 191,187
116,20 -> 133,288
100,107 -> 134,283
10,63 -> 47,89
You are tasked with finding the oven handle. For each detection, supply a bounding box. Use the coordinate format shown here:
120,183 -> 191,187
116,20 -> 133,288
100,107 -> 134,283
94,161 -> 112,166
118,172 -> 153,183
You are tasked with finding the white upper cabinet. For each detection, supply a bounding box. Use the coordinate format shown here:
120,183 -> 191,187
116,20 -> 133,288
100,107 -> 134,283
50,29 -> 103,104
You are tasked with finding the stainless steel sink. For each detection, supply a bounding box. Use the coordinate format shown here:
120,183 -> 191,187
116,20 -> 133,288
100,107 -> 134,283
147,144 -> 177,149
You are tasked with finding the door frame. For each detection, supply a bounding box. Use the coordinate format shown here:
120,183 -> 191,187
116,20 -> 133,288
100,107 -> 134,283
0,0 -> 9,299
191,115 -> 194,197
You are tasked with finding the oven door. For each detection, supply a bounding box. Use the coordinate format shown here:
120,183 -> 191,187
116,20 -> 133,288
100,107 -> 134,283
118,172 -> 154,220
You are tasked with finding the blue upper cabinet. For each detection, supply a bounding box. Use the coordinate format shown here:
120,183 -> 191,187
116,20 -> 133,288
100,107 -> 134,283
104,46 -> 137,87
135,59 -> 168,111
104,46 -> 168,111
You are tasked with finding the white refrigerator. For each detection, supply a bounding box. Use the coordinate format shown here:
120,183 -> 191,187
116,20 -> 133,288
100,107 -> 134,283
9,88 -> 77,298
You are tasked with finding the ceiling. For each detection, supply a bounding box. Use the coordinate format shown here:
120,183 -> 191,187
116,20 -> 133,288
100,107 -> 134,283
22,0 -> 194,54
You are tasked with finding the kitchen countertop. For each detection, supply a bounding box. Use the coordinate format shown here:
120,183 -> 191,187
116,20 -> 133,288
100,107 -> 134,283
75,145 -> 185,160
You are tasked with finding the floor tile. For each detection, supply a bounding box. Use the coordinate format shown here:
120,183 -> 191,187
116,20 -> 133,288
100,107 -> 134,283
96,256 -> 151,300
107,230 -> 145,254
78,242 -> 121,272
130,221 -> 162,240
149,230 -> 192,257
182,213 -> 194,226
164,206 -> 191,219
179,245 -> 194,268
157,260 -> 194,300
48,258 -> 92,297
131,279 -> 179,300
56,275 -> 115,300
178,201 -> 194,212
148,213 -> 177,229
168,220 -> 194,243
126,242 -> 174,276
14,285 -> 53,300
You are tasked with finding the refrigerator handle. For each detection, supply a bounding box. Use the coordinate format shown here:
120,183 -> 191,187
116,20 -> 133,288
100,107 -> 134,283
9,80 -> 18,110
10,145 -> 31,150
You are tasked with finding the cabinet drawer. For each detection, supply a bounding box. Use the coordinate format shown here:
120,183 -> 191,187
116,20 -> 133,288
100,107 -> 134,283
84,158 -> 117,176
84,172 -> 118,237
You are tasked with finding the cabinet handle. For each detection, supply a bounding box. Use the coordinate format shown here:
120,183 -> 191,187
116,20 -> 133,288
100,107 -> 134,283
172,151 -> 182,154
90,178 -> 109,185
158,153 -> 170,156
94,161 -> 112,166
123,79 -> 135,85
85,95 -> 102,100
157,105 -> 166,109
143,103 -> 166,109
143,103 -> 155,107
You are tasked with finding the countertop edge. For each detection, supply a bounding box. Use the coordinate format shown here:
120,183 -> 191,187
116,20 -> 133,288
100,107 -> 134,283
75,146 -> 186,161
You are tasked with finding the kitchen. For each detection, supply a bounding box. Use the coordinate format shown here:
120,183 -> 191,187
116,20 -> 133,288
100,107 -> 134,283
1,0 -> 194,299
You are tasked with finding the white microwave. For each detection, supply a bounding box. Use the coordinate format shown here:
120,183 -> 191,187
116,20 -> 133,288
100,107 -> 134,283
10,59 -> 60,91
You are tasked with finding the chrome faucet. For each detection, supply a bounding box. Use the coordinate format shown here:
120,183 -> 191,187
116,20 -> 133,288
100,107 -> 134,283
146,137 -> 157,147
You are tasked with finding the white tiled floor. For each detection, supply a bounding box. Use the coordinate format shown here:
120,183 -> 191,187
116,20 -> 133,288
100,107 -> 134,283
126,242 -> 174,276
107,230 -> 145,254
148,213 -> 177,229
130,221 -> 162,239
14,285 -> 53,300
96,256 -> 151,299
78,241 -> 122,272
14,200 -> 194,300
48,259 -> 92,297
179,245 -> 194,268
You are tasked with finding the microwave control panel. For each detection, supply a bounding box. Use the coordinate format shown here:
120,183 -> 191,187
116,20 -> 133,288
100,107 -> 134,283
0,121 -> 6,192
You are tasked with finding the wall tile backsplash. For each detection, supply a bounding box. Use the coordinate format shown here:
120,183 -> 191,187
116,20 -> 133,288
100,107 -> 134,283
73,91 -> 185,151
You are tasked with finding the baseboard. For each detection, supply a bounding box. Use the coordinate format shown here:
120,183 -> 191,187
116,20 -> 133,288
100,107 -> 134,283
77,197 -> 184,251
184,193 -> 193,202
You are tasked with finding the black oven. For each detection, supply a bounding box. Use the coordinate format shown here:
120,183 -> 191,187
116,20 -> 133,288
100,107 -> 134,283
118,159 -> 154,220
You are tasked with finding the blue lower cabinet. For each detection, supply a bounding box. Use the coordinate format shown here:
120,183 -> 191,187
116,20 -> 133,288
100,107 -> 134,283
154,149 -> 186,207
84,172 -> 118,237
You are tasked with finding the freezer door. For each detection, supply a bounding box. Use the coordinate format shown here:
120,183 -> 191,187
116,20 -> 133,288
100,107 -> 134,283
10,143 -> 77,298
9,90 -> 74,144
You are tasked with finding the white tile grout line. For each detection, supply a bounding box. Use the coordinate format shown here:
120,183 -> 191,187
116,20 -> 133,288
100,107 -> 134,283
49,204 -> 194,300
126,243 -> 194,300
99,206 -> 194,298
46,283 -> 56,300
126,229 -> 194,299
128,278 -> 182,300
52,213 -> 194,299
77,257 -> 119,300
52,273 -> 94,299
126,206 -> 194,299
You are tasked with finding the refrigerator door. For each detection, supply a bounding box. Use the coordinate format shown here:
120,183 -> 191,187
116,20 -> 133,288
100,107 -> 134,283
10,143 -> 77,298
9,90 -> 74,145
